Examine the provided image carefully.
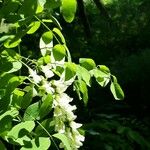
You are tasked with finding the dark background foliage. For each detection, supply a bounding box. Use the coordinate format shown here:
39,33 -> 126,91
61,0 -> 150,149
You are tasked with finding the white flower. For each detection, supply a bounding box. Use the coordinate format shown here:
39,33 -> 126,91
70,122 -> 82,131
53,93 -> 84,149
71,130 -> 85,149
29,68 -> 42,84
41,65 -> 54,78
53,80 -> 68,94
42,81 -> 54,94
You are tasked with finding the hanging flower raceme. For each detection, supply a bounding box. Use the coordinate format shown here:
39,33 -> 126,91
53,93 -> 85,149
27,58 -> 85,149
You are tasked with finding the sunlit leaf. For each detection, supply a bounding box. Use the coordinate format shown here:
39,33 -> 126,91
74,80 -> 88,105
4,38 -> 21,48
77,65 -> 91,86
110,76 -> 124,100
27,21 -> 41,34
39,94 -> 53,119
52,44 -> 66,61
53,28 -> 65,44
21,137 -> 51,150
7,121 -> 35,145
92,68 -> 110,87
42,31 -> 53,44
65,62 -> 76,81
79,58 -> 96,71
23,102 -> 40,121
21,89 -> 33,109
0,107 -> 19,135
61,0 -> 77,23
53,133 -> 71,150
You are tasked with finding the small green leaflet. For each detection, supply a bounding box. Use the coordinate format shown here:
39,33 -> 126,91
7,121 -> 35,145
42,31 -> 53,44
65,62 -> 76,81
110,76 -> 124,100
61,0 -> 77,23
23,102 -> 40,121
27,21 -> 41,34
35,118 -> 55,137
53,133 -> 71,150
92,68 -> 110,87
52,44 -> 66,61
74,80 -> 88,106
21,137 -> 51,150
79,58 -> 96,71
77,65 -> 91,87
53,28 -> 66,44
4,38 -> 21,48
11,89 -> 25,108
0,107 -> 19,135
39,94 -> 53,119
98,65 -> 110,74
21,89 -> 33,109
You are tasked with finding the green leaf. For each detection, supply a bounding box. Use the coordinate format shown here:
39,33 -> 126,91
0,74 -> 14,89
65,62 -> 76,81
35,118 -> 55,136
110,76 -> 124,100
42,31 -> 53,44
4,27 -> 29,48
52,44 -> 66,61
92,68 -> 110,87
21,89 -> 33,109
27,21 -> 41,34
77,65 -> 91,86
44,55 -> 51,64
0,76 -> 23,113
21,137 -> 51,150
7,61 -> 22,73
53,28 -> 66,44
98,65 -> 110,74
4,38 -> 21,48
0,35 -> 13,43
0,49 -> 22,73
53,133 -> 71,150
74,80 -> 88,106
0,107 -> 19,135
39,94 -> 53,119
36,0 -> 46,13
23,102 -> 40,121
1,49 -> 21,61
11,89 -> 25,108
79,58 -> 96,71
7,121 -> 35,145
61,0 -> 77,23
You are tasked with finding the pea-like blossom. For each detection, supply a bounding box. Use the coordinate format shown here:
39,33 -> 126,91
29,68 -> 42,84
53,93 -> 85,149
41,65 -> 54,78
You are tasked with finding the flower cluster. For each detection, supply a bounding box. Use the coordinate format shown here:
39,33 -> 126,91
28,62 -> 85,149
53,93 -> 85,149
